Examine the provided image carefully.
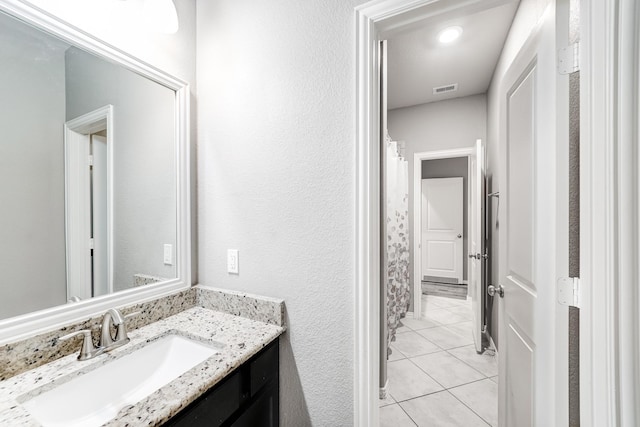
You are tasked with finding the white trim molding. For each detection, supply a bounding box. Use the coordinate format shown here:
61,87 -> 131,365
0,0 -> 191,344
580,0 -> 640,425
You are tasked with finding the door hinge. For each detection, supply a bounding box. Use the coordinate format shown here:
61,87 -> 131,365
88,155 -> 94,167
557,277 -> 580,308
558,42 -> 579,74
89,238 -> 95,250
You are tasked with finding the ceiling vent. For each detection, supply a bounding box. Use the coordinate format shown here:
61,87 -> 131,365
432,83 -> 458,95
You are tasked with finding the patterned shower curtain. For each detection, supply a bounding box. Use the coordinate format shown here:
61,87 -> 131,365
386,139 -> 410,356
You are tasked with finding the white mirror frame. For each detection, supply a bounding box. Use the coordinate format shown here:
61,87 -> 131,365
0,0 -> 191,344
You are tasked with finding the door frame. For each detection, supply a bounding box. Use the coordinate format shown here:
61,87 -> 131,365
355,1 -> 509,424
355,0 -> 633,425
412,147 -> 473,320
579,1 -> 640,425
64,105 -> 114,299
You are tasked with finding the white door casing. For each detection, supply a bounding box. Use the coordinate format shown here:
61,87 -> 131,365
498,3 -> 569,427
469,139 -> 485,353
65,105 -> 114,301
65,129 -> 92,301
91,134 -> 108,297
421,177 -> 463,282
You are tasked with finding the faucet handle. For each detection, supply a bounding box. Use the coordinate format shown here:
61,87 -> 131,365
59,329 -> 102,361
114,311 -> 140,342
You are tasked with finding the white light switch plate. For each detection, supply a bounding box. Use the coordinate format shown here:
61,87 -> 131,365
227,249 -> 239,274
163,244 -> 173,265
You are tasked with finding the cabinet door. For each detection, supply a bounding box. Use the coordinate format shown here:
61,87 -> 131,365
231,385 -> 279,427
165,370 -> 242,427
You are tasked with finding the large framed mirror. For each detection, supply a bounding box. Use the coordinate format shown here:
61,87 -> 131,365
0,0 -> 190,342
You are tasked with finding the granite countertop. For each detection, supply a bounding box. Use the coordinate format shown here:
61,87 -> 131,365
0,307 -> 285,426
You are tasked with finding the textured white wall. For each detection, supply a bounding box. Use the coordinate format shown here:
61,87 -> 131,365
388,94 -> 487,309
0,17 -> 67,318
196,0 -> 365,425
486,0 -> 552,347
65,47 -> 177,290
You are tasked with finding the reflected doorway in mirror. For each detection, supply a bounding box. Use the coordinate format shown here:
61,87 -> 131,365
64,105 -> 114,301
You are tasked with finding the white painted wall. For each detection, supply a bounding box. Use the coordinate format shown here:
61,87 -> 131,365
196,0 -> 365,424
65,47 -> 177,290
486,0 -> 551,348
388,94 -> 487,309
0,13 -> 67,318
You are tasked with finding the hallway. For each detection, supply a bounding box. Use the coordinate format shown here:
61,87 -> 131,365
380,295 -> 497,426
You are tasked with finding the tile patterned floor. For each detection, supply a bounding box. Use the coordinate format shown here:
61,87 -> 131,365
380,295 -> 498,427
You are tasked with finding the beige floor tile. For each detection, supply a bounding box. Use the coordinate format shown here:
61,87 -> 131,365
444,321 -> 473,338
396,322 -> 412,334
392,331 -> 441,357
401,316 -> 440,331
388,359 -> 443,402
411,351 -> 485,388
445,305 -> 473,320
417,326 -> 474,350
422,295 -> 465,309
421,308 -> 469,325
448,345 -> 498,377
400,391 -> 490,427
379,392 -> 396,407
449,379 -> 498,426
380,403 -> 417,427
388,345 -> 406,361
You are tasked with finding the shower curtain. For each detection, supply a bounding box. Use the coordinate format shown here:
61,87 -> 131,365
386,138 -> 410,355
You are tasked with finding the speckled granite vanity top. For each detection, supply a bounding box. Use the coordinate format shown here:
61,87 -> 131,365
0,287 -> 285,426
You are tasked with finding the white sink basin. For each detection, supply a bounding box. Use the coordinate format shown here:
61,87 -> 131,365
21,334 -> 220,427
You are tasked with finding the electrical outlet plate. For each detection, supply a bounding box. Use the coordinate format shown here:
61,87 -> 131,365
163,244 -> 173,265
227,249 -> 239,274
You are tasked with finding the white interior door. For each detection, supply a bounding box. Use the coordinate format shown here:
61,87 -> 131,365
65,130 -> 92,301
91,134 -> 108,297
498,4 -> 568,426
421,177 -> 463,282
468,140 -> 484,353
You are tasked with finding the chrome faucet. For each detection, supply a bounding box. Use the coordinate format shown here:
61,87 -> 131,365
99,308 -> 138,350
60,308 -> 139,361
59,329 -> 104,361
99,308 -> 126,349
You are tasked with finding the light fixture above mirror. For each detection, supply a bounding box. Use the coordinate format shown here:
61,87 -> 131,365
143,0 -> 179,34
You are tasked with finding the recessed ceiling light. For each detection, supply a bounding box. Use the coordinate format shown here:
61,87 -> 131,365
438,26 -> 463,44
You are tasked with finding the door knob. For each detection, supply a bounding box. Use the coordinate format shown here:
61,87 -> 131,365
468,253 -> 481,260
457,234 -> 462,238
488,284 -> 504,298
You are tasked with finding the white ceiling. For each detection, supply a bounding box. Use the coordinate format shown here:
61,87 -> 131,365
385,1 -> 519,110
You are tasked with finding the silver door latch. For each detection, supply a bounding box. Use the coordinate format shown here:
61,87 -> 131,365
488,284 -> 504,298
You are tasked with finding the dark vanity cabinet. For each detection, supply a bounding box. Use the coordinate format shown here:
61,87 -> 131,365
165,338 -> 279,427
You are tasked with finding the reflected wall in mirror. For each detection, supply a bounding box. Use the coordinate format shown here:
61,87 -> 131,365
0,9 -> 178,320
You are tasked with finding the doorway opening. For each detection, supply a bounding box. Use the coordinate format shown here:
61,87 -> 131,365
64,105 -> 114,301
356,0 -> 576,425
